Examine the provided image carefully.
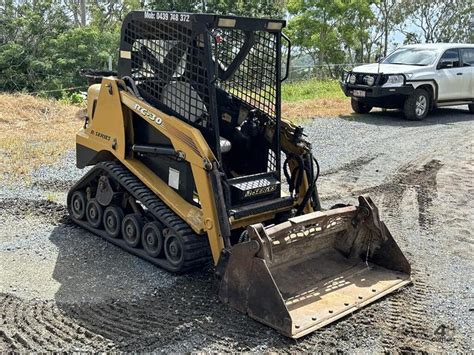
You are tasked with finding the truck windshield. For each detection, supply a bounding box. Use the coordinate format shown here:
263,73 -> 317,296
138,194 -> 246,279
383,48 -> 438,66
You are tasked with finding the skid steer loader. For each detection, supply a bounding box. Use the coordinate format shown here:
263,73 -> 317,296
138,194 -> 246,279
68,11 -> 411,338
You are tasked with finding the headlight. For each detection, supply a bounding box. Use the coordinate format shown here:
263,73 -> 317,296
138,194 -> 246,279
349,74 -> 357,84
364,75 -> 375,86
383,74 -> 405,87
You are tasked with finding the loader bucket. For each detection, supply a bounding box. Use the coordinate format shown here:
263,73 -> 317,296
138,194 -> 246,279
219,196 -> 411,338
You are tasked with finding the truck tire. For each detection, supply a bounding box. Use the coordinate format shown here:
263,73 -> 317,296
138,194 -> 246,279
469,104 -> 474,114
404,88 -> 430,120
351,98 -> 373,114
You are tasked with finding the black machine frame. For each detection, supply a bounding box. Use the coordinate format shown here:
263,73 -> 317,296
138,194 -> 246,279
117,11 -> 288,188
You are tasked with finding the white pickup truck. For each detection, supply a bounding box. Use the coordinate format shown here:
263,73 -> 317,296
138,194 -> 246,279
340,43 -> 474,120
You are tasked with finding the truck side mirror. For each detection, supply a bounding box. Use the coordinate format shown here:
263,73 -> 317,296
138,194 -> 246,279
438,59 -> 454,69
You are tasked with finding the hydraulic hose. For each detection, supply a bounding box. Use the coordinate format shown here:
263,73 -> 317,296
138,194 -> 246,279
283,154 -> 305,196
284,152 -> 321,215
296,153 -> 320,215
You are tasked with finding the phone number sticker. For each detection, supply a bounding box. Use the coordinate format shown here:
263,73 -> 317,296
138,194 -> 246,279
144,11 -> 190,22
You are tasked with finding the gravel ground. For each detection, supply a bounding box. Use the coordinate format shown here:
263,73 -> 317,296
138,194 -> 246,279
1,106 -> 473,352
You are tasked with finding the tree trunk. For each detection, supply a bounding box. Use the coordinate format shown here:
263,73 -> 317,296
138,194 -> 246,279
80,0 -> 86,26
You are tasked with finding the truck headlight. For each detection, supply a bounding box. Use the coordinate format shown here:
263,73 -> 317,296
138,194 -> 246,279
383,74 -> 405,87
349,74 -> 357,84
364,75 -> 375,86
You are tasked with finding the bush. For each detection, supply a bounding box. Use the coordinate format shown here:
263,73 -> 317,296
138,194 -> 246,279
59,91 -> 85,105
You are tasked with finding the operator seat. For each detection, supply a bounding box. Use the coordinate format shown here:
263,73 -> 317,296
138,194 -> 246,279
161,81 -> 232,153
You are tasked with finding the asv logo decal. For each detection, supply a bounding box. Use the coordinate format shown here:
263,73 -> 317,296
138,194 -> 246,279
244,185 -> 277,198
134,104 -> 163,125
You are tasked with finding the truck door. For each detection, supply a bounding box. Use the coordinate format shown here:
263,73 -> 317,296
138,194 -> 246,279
436,49 -> 462,101
459,48 -> 474,100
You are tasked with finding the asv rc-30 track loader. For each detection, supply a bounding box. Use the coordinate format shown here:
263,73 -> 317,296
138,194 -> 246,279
68,11 -> 411,338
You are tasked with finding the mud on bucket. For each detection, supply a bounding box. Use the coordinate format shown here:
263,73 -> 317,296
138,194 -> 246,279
219,196 -> 411,338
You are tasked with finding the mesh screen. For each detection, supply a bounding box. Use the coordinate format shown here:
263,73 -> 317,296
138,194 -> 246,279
123,19 -> 212,128
267,148 -> 277,172
213,29 -> 278,118
121,16 -> 280,177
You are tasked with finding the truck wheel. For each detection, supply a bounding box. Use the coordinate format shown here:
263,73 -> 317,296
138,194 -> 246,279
351,98 -> 373,114
468,104 -> 474,114
404,89 -> 430,120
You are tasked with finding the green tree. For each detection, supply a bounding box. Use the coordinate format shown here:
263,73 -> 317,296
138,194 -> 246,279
374,0 -> 402,57
89,0 -> 142,31
0,0 -> 122,95
0,1 -> 71,92
146,0 -> 200,12
206,0 -> 285,16
287,0 -> 375,77
146,0 -> 285,16
48,27 -> 119,88
396,0 -> 472,43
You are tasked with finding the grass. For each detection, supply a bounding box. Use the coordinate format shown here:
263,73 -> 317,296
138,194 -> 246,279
282,79 -> 350,120
0,79 -> 349,178
282,79 -> 345,102
45,192 -> 58,202
0,93 -> 83,178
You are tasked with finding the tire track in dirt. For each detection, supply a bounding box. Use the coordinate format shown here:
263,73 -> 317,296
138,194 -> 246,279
320,155 -> 379,177
378,277 -> 434,351
315,155 -> 454,352
350,157 -> 462,351
356,158 -> 443,229
1,294 -> 109,351
40,303 -> 100,349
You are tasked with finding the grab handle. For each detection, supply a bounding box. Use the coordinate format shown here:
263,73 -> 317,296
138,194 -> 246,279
281,33 -> 291,82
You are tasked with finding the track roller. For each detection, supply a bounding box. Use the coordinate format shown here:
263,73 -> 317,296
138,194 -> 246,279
70,190 -> 86,220
142,221 -> 164,257
86,198 -> 103,228
103,205 -> 124,238
164,228 -> 185,268
122,213 -> 144,247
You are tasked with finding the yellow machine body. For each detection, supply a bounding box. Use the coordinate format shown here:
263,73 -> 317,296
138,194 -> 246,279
68,11 -> 411,339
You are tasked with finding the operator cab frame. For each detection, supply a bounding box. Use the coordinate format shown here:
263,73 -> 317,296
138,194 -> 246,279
117,11 -> 289,208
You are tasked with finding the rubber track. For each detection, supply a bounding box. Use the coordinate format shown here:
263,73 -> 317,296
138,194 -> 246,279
67,161 -> 210,273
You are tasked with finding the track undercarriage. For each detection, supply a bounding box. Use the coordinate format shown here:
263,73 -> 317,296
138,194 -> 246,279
68,161 -> 210,273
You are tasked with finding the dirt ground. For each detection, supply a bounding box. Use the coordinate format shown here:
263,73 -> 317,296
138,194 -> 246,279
1,107 -> 473,352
